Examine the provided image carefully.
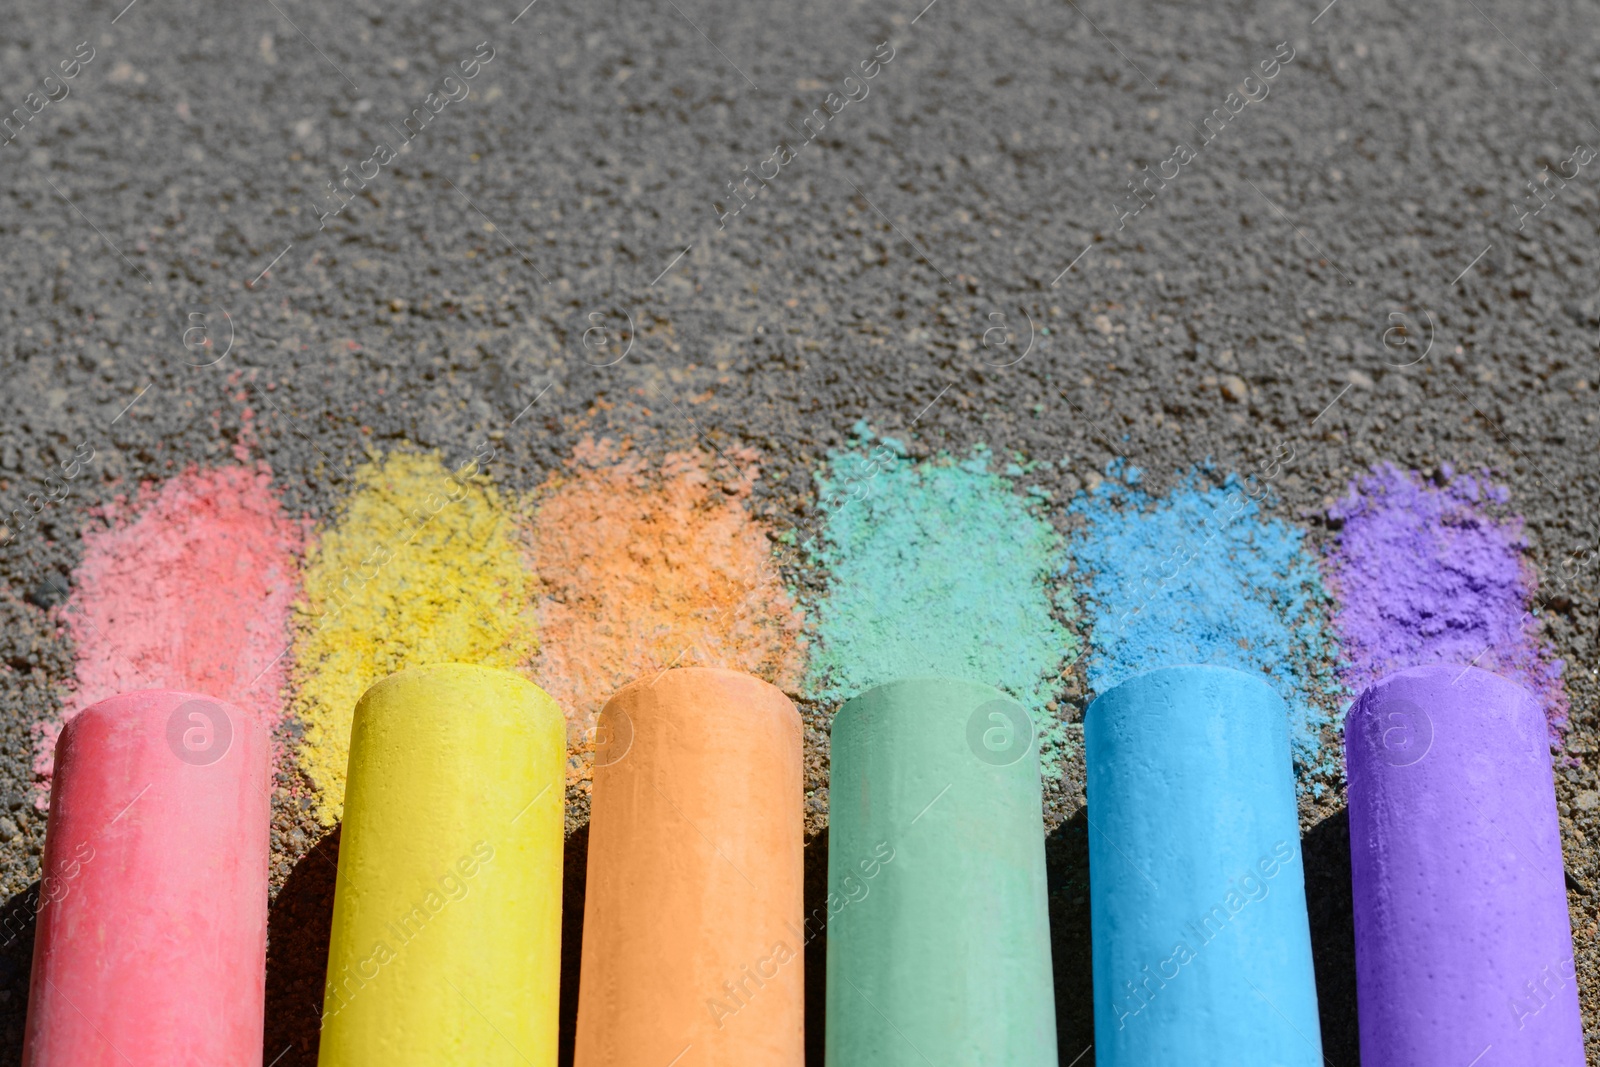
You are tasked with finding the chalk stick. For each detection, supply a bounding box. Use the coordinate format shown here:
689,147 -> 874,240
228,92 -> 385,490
316,664 -> 565,1067
825,678 -> 1057,1066
574,668 -> 804,1066
1346,665 -> 1584,1065
1084,665 -> 1321,1066
24,689 -> 270,1066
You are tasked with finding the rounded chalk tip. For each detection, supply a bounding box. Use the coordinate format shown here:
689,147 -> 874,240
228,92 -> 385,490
604,664 -> 794,705
59,689 -> 257,771
67,686 -> 247,725
832,678 -> 1043,769
353,662 -> 560,717
1343,663 -> 1542,769
346,665 -> 566,777
1346,662 -> 1534,710
840,675 -> 1001,697
830,676 -> 1009,732
1084,662 -> 1281,722
358,659 -> 548,694
602,666 -> 798,721
1360,661 -> 1527,688
830,676 -> 1004,726
596,669 -> 799,767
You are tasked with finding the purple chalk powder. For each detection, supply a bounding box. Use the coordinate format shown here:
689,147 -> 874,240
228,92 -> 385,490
1347,665 -> 1583,1066
1325,463 -> 1568,739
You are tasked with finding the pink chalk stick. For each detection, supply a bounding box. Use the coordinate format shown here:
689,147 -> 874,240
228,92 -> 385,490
24,690 -> 271,1067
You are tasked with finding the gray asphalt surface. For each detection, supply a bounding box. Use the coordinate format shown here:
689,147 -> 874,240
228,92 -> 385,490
2,0 -> 1599,1062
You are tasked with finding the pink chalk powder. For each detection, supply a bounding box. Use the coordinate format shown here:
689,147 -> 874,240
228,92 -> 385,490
36,464 -> 302,790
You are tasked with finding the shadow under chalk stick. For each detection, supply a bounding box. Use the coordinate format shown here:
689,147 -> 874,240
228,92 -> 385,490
0,880 -> 47,1064
826,677 -> 1058,1066
1300,807 -> 1361,1064
263,824 -> 342,1067
558,821 -> 589,1067
803,827 -> 829,1067
1085,665 -> 1322,1067
1045,808 -> 1096,1065
1347,665 -> 1585,1066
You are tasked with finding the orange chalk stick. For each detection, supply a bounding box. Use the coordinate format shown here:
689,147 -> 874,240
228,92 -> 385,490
574,668 -> 804,1066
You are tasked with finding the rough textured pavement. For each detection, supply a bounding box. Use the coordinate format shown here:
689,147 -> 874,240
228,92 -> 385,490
2,0 -> 1598,1062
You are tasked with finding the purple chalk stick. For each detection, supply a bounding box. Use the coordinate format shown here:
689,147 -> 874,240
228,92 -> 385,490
1347,665 -> 1584,1066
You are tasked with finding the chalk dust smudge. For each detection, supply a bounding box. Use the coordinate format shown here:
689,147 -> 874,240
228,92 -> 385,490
1066,462 -> 1345,782
528,437 -> 805,788
1325,462 -> 1567,739
40,464 -> 302,786
804,433 -> 1076,775
293,450 -> 536,824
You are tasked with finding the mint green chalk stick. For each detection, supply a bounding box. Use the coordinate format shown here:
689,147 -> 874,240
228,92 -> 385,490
825,678 -> 1058,1066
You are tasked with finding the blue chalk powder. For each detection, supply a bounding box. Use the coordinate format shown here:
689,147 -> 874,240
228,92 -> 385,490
1065,462 -> 1346,781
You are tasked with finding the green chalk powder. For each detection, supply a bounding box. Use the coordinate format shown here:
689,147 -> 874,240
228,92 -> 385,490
804,428 -> 1078,775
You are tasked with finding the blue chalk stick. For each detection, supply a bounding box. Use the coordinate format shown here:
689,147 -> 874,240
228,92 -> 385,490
1085,665 -> 1322,1066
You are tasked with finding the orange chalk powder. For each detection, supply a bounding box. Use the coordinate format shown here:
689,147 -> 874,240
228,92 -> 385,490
528,438 -> 805,785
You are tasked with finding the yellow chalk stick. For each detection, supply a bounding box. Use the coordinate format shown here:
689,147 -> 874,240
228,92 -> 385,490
316,664 -> 565,1067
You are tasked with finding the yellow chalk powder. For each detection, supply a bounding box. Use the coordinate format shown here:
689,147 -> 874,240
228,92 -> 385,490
292,450 -> 538,824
